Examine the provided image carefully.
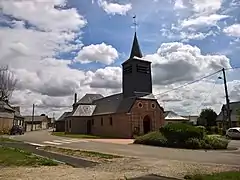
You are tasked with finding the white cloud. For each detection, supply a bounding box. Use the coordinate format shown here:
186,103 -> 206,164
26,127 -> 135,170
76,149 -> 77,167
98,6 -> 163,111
98,0 -> 132,15
190,0 -> 222,16
75,43 -> 119,65
174,0 -> 187,10
145,42 -> 231,85
0,0 -> 87,118
82,67 -> 122,89
0,0 -> 86,32
223,24 -> 240,37
181,14 -> 228,29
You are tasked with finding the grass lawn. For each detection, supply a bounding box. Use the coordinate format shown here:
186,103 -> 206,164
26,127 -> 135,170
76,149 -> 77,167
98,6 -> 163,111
52,132 -> 101,139
41,146 -> 122,160
185,171 -> 240,180
0,146 -> 58,167
0,137 -> 19,142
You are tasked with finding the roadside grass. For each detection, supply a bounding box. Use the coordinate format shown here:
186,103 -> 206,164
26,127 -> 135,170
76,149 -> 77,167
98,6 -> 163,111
184,171 -> 240,180
0,137 -> 19,142
0,146 -> 58,167
52,132 -> 101,139
41,146 -> 122,160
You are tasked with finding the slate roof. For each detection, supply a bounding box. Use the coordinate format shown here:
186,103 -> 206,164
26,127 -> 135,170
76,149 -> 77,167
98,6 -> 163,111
130,32 -> 143,58
77,94 -> 104,105
92,93 -> 157,116
216,101 -> 240,122
0,100 -> 14,112
57,112 -> 71,121
164,111 -> 188,120
24,116 -> 48,122
72,105 -> 96,117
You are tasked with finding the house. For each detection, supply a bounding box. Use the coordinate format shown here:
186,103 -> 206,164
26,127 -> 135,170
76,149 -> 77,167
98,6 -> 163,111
216,101 -> 240,128
24,114 -> 50,132
55,112 -> 71,132
164,111 -> 189,125
58,32 -> 165,138
0,100 -> 15,132
182,115 -> 199,125
12,106 -> 24,126
0,100 -> 25,133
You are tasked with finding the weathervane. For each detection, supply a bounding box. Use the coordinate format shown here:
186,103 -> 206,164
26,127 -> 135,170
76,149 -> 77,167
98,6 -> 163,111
133,15 -> 138,32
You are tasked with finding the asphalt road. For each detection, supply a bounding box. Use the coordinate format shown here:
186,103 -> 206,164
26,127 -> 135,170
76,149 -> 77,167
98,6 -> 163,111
11,130 -> 240,166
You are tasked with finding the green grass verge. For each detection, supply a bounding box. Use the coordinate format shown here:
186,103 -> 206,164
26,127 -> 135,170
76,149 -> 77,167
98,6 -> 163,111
0,146 -> 58,166
52,132 -> 101,139
41,146 -> 121,160
184,171 -> 240,180
0,137 -> 19,142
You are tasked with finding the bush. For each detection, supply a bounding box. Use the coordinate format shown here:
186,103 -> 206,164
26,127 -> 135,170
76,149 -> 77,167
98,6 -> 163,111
204,135 -> 229,149
185,138 -> 202,149
160,123 -> 204,143
134,131 -> 167,147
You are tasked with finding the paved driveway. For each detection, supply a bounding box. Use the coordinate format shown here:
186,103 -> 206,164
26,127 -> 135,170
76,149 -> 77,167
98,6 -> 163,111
11,130 -> 240,166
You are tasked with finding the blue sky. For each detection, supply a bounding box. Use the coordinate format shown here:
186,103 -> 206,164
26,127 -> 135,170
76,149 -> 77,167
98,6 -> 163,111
66,0 -> 240,70
0,0 -> 240,116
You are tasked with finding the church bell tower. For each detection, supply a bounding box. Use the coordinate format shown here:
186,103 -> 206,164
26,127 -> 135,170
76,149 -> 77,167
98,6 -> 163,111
122,32 -> 152,98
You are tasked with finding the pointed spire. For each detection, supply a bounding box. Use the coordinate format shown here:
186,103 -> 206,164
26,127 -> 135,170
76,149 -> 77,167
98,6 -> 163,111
130,32 -> 143,58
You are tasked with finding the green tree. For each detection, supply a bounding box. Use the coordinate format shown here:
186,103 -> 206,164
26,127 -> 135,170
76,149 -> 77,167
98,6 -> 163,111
197,108 -> 217,127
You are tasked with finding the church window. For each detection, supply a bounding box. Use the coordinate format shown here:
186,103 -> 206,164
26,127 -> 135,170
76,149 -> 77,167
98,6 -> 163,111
92,119 -> 94,125
151,103 -> 156,109
138,102 -> 143,108
123,65 -> 132,74
101,117 -> 103,126
136,64 -> 150,74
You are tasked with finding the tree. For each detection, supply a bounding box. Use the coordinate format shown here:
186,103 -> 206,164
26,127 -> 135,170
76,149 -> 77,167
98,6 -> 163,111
0,66 -> 17,102
197,108 -> 217,127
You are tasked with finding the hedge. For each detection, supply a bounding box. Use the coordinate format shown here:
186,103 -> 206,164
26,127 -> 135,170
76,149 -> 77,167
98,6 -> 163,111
160,123 -> 204,143
134,123 -> 229,150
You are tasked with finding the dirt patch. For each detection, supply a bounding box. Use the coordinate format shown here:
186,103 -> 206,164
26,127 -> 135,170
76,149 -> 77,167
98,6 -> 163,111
39,146 -> 123,163
1,157 -> 240,180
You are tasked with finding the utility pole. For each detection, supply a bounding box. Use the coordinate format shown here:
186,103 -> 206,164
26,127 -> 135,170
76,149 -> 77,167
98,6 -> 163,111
31,104 -> 35,131
222,68 -> 232,128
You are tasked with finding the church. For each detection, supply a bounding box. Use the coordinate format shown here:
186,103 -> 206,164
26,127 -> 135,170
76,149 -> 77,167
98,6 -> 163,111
56,32 -> 165,138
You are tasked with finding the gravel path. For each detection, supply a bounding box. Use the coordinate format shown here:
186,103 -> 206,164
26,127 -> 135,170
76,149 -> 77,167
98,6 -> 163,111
1,157 -> 240,180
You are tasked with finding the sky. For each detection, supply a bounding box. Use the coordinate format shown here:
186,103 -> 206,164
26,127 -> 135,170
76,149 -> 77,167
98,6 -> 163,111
0,0 -> 240,118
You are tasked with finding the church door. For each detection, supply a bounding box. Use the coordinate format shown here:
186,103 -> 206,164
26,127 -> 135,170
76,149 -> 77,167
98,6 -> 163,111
143,115 -> 151,134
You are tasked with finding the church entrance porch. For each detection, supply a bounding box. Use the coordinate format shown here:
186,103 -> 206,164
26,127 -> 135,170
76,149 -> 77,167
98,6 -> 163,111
143,115 -> 151,134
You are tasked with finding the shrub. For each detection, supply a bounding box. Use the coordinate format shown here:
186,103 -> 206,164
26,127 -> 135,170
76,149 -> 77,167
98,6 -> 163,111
185,138 -> 202,149
160,123 -> 204,143
204,135 -> 229,149
134,131 -> 167,147
195,126 -> 206,137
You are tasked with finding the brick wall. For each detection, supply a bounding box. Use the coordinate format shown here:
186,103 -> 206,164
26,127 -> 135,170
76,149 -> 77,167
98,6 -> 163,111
130,99 -> 164,135
0,117 -> 14,132
91,113 -> 131,138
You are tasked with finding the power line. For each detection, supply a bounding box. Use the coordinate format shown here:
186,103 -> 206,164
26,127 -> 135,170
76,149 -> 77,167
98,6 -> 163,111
154,69 -> 222,97
195,72 -> 221,114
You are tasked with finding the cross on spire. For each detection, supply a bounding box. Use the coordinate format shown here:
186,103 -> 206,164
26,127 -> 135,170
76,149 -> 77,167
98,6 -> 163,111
133,15 -> 138,33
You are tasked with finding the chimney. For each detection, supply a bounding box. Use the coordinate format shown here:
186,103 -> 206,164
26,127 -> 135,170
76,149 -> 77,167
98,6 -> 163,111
74,93 -> 77,104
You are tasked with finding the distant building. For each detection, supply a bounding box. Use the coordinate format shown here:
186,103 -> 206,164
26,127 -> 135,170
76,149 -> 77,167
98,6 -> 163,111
216,101 -> 240,128
23,114 -> 50,132
164,111 -> 189,125
57,32 -> 165,138
0,100 -> 24,133
182,115 -> 199,125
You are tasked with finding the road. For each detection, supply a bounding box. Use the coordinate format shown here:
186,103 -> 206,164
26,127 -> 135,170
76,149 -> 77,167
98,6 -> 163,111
11,130 -> 240,166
